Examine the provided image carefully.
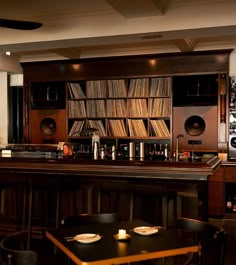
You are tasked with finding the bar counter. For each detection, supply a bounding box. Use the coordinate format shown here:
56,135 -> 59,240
0,154 -> 221,180
0,154 -> 221,234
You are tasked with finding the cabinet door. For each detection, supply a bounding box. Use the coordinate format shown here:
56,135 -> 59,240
208,167 -> 224,216
31,82 -> 66,109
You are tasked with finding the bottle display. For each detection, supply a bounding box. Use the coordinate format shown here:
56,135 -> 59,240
226,195 -> 232,213
139,142 -> 145,161
230,78 -> 236,108
164,144 -> 168,160
92,133 -> 100,152
111,145 -> 116,160
232,196 -> 236,213
128,142 -> 135,160
100,145 -> 105,159
229,77 -> 236,133
229,77 -> 236,160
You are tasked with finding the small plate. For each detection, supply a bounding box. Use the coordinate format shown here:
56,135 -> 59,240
133,226 -> 158,236
114,234 -> 131,241
74,233 -> 101,244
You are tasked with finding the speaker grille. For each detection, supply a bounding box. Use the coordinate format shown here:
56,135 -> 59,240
184,115 -> 206,136
40,118 -> 56,136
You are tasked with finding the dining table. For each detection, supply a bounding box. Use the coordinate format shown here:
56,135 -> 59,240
45,219 -> 200,265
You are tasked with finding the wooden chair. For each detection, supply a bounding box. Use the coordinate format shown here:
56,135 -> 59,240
0,230 -> 37,265
175,217 -> 227,265
61,212 -> 120,227
142,217 -> 226,265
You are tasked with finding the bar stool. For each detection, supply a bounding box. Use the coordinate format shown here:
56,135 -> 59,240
177,191 -> 199,219
97,184 -> 121,213
96,182 -> 133,221
59,179 -> 95,217
0,176 -> 28,233
130,185 -> 177,229
162,191 -> 177,229
26,176 -> 61,250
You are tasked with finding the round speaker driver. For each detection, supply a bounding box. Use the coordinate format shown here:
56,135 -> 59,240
184,115 -> 206,136
40,118 -> 56,136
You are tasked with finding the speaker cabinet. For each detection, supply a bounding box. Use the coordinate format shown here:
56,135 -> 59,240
172,106 -> 218,152
30,109 -> 66,144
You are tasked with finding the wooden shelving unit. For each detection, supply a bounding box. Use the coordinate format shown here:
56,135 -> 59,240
21,50 -> 230,147
67,77 -> 172,145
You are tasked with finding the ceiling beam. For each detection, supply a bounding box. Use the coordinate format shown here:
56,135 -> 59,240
106,0 -> 168,18
0,54 -> 22,73
53,48 -> 81,59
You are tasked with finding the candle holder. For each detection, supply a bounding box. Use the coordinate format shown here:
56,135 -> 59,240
114,233 -> 131,241
114,229 -> 131,241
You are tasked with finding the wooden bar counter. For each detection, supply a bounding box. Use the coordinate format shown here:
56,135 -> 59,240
0,155 -> 220,178
0,153 -> 221,234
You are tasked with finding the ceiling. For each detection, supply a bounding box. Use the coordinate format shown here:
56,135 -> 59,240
1,0 -> 236,68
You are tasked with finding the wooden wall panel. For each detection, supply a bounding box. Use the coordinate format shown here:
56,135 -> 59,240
22,50 -> 230,82
208,166 -> 224,216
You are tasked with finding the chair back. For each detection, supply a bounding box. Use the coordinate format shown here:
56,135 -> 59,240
61,212 -> 120,227
0,231 -> 37,265
176,217 -> 226,265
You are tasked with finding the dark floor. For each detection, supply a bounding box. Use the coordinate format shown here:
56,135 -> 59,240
31,218 -> 236,265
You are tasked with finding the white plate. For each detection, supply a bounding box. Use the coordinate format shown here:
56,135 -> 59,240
74,233 -> 101,244
133,226 -> 158,236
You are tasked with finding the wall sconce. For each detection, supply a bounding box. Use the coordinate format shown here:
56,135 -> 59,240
149,59 -> 157,66
72,64 -> 80,71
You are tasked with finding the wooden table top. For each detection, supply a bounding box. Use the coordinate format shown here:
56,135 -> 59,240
46,220 -> 200,265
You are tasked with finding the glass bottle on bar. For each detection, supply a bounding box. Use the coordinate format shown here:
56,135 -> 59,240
232,195 -> 236,213
226,195 -> 232,213
164,144 -> 168,160
160,144 -> 164,155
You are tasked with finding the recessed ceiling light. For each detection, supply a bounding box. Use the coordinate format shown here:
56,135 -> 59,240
5,51 -> 11,56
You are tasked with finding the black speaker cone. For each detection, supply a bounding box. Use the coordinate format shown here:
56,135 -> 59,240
184,115 -> 206,136
40,118 -> 56,136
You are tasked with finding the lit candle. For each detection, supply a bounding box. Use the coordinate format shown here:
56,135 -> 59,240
118,229 -> 126,238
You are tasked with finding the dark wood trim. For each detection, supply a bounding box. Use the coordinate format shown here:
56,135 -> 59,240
22,50 -> 231,82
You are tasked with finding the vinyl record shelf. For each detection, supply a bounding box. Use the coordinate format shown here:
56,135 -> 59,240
67,77 -> 172,143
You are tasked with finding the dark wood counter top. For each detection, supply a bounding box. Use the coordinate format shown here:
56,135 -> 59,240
0,155 -> 221,181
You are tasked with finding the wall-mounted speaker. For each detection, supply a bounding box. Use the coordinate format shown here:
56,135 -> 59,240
172,106 -> 218,152
30,109 -> 66,144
